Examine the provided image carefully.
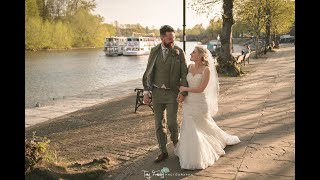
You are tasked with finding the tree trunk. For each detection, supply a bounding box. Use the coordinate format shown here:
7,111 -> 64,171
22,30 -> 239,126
216,0 -> 240,77
255,35 -> 260,58
265,0 -> 271,53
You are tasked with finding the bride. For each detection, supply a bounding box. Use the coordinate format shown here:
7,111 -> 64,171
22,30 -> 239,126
174,45 -> 240,170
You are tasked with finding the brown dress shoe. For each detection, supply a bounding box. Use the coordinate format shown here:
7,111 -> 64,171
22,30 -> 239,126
154,152 -> 168,163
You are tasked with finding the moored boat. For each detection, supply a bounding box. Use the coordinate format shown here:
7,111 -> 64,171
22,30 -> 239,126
123,34 -> 158,56
103,36 -> 127,56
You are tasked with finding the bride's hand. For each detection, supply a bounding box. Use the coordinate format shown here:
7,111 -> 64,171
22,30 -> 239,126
179,86 -> 185,92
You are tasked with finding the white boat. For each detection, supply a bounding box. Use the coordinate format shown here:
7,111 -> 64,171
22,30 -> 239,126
123,35 -> 158,56
103,36 -> 127,56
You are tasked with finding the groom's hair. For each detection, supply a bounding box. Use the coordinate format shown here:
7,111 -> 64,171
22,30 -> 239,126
160,25 -> 175,36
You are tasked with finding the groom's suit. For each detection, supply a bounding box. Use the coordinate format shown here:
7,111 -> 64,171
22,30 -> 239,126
142,44 -> 188,154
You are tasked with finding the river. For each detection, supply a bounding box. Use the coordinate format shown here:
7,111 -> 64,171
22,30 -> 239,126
25,42 -> 244,108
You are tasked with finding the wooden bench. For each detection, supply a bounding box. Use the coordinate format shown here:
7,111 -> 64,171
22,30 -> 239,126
243,51 -> 253,65
235,54 -> 245,66
134,88 -> 153,113
258,47 -> 265,56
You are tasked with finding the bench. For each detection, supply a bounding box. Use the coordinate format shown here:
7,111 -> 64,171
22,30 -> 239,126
134,88 -> 154,113
235,54 -> 245,66
243,51 -> 253,65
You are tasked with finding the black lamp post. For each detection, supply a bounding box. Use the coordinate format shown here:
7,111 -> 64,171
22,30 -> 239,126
183,0 -> 186,52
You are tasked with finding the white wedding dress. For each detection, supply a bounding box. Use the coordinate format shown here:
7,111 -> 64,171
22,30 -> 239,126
174,72 -> 240,170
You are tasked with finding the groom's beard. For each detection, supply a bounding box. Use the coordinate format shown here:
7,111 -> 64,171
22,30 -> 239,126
164,41 -> 174,49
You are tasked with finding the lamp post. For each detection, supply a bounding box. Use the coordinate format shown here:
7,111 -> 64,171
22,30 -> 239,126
183,0 -> 186,52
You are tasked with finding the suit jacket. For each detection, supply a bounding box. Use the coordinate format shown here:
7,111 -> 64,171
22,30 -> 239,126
142,44 -> 188,96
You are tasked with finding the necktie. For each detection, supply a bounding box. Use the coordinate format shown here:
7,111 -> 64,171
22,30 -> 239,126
163,48 -> 168,59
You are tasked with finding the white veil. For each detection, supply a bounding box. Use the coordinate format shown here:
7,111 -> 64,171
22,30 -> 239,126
204,48 -> 220,117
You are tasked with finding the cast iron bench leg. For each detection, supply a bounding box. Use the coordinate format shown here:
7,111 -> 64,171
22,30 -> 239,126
134,88 -> 153,113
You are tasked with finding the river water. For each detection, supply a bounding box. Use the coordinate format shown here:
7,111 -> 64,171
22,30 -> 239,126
25,42 -> 244,108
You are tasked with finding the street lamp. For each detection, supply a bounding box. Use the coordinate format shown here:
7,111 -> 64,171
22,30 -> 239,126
183,0 -> 186,52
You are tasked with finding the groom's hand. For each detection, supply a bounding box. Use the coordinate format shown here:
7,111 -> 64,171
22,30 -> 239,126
177,93 -> 185,103
143,94 -> 151,105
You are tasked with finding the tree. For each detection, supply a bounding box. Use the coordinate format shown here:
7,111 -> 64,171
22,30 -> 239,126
217,0 -> 240,76
234,0 -> 266,58
269,0 -> 295,47
26,0 -> 40,18
35,0 -> 50,21
234,0 -> 294,56
265,0 -> 294,51
190,0 -> 240,76
69,7 -> 104,47
206,18 -> 222,40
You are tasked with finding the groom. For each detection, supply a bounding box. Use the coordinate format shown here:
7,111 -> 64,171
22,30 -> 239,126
142,25 -> 188,163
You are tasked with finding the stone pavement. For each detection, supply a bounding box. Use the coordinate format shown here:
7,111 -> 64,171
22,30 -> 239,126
113,44 -> 295,180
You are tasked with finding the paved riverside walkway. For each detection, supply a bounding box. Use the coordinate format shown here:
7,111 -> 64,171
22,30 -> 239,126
25,44 -> 294,180
114,44 -> 295,180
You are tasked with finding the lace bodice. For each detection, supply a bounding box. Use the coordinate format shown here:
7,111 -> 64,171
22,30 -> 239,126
187,73 -> 203,88
184,73 -> 207,106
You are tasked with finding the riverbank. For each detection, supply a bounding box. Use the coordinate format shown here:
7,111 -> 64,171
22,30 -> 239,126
25,79 -> 143,127
26,46 -> 102,52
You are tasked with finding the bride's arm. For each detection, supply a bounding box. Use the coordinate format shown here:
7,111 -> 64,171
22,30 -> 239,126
180,67 -> 210,93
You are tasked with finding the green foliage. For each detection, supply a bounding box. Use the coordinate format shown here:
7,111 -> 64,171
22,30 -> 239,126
25,0 -> 109,50
234,0 -> 266,37
99,23 -> 117,46
23,0 -> 223,50
119,23 -> 146,36
187,24 -> 206,35
49,21 -> 73,49
269,0 -> 295,35
25,17 -> 48,50
69,8 -> 106,47
234,0 -> 295,36
26,0 -> 39,18
205,18 -> 222,40
25,132 -> 53,174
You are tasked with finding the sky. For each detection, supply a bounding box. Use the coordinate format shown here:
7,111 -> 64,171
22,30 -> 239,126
93,0 -> 221,30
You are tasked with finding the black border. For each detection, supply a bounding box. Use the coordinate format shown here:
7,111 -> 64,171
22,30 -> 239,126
4,0 -> 25,178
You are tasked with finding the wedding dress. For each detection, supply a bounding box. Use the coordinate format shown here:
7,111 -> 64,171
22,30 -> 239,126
174,72 -> 240,170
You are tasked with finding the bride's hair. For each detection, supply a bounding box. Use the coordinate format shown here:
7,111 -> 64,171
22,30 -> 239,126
195,45 -> 209,66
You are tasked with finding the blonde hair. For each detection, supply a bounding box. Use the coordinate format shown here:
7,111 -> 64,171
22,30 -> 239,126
195,45 -> 209,66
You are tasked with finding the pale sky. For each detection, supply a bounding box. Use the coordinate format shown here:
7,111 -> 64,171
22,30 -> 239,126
93,0 -> 220,30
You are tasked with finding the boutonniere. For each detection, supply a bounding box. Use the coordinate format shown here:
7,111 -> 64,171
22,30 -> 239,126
175,49 -> 180,56
172,48 -> 180,57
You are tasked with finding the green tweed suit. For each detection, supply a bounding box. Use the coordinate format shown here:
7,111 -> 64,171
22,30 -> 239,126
142,44 -> 188,154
